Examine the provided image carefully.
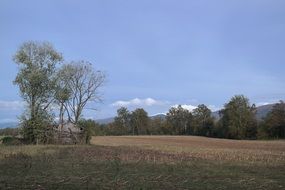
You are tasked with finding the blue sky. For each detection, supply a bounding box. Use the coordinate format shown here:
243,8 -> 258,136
0,0 -> 285,122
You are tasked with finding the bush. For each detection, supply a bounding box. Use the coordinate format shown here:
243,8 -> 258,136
78,119 -> 96,144
1,136 -> 23,145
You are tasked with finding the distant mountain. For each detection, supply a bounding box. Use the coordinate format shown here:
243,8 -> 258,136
0,122 -> 18,129
150,114 -> 166,120
96,117 -> 115,124
255,104 -> 274,120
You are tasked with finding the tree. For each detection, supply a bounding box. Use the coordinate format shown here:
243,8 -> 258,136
77,119 -> 99,144
130,108 -> 149,135
259,101 -> 285,139
58,61 -> 105,124
218,95 -> 257,139
149,117 -> 167,135
54,77 -> 71,131
13,41 -> 63,143
114,107 -> 131,135
192,104 -> 214,136
166,105 -> 192,135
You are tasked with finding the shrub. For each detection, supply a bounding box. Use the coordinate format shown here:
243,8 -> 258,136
1,136 -> 23,145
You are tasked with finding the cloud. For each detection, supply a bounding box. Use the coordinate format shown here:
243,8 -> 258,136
112,98 -> 168,107
171,104 -> 197,112
208,105 -> 221,112
150,112 -> 167,116
171,104 -> 221,112
0,100 -> 25,110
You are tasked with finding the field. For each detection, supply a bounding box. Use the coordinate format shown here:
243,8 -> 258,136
0,136 -> 285,189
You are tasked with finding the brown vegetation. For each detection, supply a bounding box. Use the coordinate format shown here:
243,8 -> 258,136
92,136 -> 285,165
1,136 -> 284,189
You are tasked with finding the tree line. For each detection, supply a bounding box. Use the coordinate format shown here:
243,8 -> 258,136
80,95 -> 285,140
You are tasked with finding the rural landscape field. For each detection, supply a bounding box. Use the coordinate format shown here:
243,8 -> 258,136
1,1 -> 285,190
1,136 -> 284,189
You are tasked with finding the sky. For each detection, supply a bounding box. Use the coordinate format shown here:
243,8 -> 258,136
0,0 -> 285,122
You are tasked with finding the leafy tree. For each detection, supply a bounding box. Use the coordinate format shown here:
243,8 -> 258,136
78,119 -> 99,144
20,108 -> 55,144
0,127 -> 20,137
213,118 -> 229,138
259,101 -> 285,139
192,104 -> 214,136
57,61 -> 105,124
166,105 -> 192,135
105,122 -> 119,135
130,108 -> 149,135
218,95 -> 257,139
114,107 -> 131,135
149,117 -> 167,135
13,41 -> 62,143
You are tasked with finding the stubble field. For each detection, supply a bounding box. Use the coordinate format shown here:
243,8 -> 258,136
0,136 -> 284,189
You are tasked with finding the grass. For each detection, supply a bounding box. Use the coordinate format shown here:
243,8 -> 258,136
0,136 -> 284,189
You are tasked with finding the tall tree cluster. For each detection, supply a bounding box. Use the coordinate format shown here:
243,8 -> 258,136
166,105 -> 192,135
106,95 -> 284,140
13,41 -> 105,144
108,108 -> 149,135
192,104 -> 214,137
215,95 -> 257,139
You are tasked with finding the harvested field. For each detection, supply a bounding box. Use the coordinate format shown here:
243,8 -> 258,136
92,136 -> 285,165
0,136 -> 284,189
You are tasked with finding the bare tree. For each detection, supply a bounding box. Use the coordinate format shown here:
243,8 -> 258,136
54,77 -> 71,131
58,61 -> 105,124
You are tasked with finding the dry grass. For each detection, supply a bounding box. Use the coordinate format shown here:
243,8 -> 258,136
0,136 -> 284,189
92,136 -> 285,165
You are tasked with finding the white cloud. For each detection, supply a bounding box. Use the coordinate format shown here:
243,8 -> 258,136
0,100 -> 25,110
171,104 -> 197,112
171,104 -> 221,112
150,112 -> 167,116
208,105 -> 221,112
112,98 -> 167,107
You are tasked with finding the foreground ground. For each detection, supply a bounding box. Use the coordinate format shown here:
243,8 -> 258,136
0,136 -> 284,189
